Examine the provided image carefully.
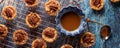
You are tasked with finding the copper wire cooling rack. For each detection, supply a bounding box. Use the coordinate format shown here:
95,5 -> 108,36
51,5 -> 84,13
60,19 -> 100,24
0,0 -> 83,48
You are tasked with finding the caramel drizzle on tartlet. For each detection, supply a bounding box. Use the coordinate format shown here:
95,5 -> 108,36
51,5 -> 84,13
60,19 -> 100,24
93,0 -> 101,8
49,2 -> 58,13
82,34 -> 94,44
15,32 -> 26,42
42,27 -> 58,43
13,30 -> 28,45
26,12 -> 41,28
45,0 -> 60,16
34,39 -> 44,48
25,0 -> 35,5
32,39 -> 47,48
44,28 -> 55,38
4,7 -> 13,18
0,24 -> 8,40
80,32 -> 95,47
24,0 -> 39,7
0,26 -> 6,35
1,6 -> 17,20
28,13 -> 40,26
90,0 -> 104,11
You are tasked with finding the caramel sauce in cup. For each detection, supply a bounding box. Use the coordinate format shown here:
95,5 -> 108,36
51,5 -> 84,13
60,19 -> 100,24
60,12 -> 81,31
56,6 -> 87,36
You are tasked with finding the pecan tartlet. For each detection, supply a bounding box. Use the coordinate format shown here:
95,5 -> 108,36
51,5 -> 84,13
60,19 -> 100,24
24,0 -> 39,7
1,5 -> 17,20
61,44 -> 73,48
42,27 -> 58,43
80,32 -> 95,47
0,24 -> 8,40
45,0 -> 60,16
13,30 -> 28,45
111,0 -> 120,3
26,12 -> 41,28
90,0 -> 104,11
32,38 -> 47,48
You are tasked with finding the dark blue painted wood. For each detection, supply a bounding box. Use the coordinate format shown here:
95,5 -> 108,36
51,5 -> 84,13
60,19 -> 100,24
79,0 -> 120,48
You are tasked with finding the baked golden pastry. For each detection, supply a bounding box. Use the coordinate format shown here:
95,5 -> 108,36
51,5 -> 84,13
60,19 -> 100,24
80,32 -> 95,47
42,27 -> 57,43
45,0 -> 60,16
32,38 -> 47,48
90,0 -> 104,11
111,0 -> 120,3
26,12 -> 41,28
0,24 -> 8,40
24,0 -> 39,7
61,44 -> 73,48
1,5 -> 17,20
13,30 -> 28,45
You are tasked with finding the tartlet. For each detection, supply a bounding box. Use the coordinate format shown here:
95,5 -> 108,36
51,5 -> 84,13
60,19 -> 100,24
32,38 -> 47,48
45,0 -> 60,16
61,44 -> 73,48
90,0 -> 104,11
24,0 -> 39,7
111,0 -> 120,3
0,24 -> 8,40
80,32 -> 95,47
26,12 -> 41,28
42,27 -> 58,43
13,30 -> 28,45
1,5 -> 17,20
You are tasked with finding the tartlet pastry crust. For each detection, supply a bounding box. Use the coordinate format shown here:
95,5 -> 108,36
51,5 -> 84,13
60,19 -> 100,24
26,12 -> 41,28
61,44 -> 73,48
90,0 -> 104,11
32,38 -> 47,48
0,24 -> 8,40
24,0 -> 39,7
80,32 -> 95,47
1,5 -> 17,20
13,30 -> 28,45
45,0 -> 60,16
42,27 -> 58,43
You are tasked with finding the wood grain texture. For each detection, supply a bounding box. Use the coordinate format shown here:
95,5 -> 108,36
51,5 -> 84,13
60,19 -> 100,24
80,0 -> 120,48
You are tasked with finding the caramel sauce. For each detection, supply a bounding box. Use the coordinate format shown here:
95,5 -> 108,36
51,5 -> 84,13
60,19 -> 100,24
100,26 -> 110,39
34,40 -> 44,48
28,14 -> 39,25
44,29 -> 55,38
5,8 -> 13,17
60,12 -> 81,31
0,26 -> 5,35
83,35 -> 94,44
93,0 -> 101,8
15,32 -> 24,42
49,3 -> 58,12
25,0 -> 35,5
